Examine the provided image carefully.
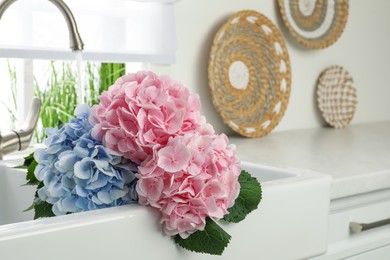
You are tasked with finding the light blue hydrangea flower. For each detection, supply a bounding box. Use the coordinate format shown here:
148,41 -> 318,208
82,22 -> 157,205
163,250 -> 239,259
34,104 -> 138,216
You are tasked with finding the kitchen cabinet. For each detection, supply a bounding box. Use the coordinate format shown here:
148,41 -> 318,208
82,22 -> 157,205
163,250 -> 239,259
312,188 -> 390,259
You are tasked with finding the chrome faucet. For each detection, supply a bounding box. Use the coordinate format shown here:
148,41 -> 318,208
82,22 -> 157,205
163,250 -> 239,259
0,98 -> 41,159
0,0 -> 85,159
0,0 -> 84,51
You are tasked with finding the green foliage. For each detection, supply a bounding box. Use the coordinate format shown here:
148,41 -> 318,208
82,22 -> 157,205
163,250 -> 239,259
223,170 -> 262,223
14,153 -> 34,169
32,196 -> 55,219
20,153 -> 55,219
2,60 -> 126,142
34,61 -> 78,143
34,61 -> 126,142
25,158 -> 39,186
86,62 -> 98,105
174,218 -> 231,255
99,63 -> 126,94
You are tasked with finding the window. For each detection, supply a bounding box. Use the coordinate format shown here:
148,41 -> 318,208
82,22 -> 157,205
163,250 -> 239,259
0,59 -> 144,141
0,0 -> 178,141
0,0 -> 177,63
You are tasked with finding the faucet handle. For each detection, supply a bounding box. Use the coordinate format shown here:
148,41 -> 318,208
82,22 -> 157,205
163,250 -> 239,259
0,97 -> 41,159
20,97 -> 41,135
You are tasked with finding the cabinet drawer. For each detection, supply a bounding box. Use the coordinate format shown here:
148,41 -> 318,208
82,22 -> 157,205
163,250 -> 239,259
311,189 -> 390,259
329,190 -> 390,244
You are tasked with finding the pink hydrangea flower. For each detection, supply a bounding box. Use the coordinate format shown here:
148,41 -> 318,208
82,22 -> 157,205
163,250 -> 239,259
91,71 -> 242,239
136,133 -> 241,238
90,71 -> 213,164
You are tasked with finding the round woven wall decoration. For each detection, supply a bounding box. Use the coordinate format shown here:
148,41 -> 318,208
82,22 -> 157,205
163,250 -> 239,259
277,0 -> 349,49
208,10 -> 291,138
317,65 -> 357,128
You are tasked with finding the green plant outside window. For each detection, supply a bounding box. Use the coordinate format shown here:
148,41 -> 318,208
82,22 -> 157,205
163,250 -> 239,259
34,61 -> 126,143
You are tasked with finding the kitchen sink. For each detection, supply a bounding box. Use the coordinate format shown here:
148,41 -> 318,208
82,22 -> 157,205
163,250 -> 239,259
0,157 -> 331,259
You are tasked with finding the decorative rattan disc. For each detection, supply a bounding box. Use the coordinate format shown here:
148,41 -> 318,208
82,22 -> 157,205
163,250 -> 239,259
317,66 -> 357,128
208,10 -> 291,138
277,0 -> 349,49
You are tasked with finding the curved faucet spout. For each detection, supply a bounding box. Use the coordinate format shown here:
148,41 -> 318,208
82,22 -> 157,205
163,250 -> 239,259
0,0 -> 84,51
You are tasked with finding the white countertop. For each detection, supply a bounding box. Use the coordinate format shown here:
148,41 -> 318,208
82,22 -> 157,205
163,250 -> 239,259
229,122 -> 390,200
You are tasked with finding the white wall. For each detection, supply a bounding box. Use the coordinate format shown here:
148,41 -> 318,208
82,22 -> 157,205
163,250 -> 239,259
151,0 -> 390,135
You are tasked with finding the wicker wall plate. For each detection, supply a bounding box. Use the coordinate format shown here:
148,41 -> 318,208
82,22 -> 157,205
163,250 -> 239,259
317,65 -> 357,128
208,10 -> 291,138
277,0 -> 349,49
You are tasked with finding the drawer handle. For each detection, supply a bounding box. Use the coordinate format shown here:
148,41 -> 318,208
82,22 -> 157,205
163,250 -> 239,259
350,218 -> 390,233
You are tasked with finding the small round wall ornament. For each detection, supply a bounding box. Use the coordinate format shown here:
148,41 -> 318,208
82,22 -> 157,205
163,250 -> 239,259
277,0 -> 349,49
208,10 -> 291,138
317,65 -> 357,128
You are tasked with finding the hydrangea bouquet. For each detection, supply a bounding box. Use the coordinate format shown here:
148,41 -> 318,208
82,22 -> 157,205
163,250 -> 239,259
22,71 -> 261,255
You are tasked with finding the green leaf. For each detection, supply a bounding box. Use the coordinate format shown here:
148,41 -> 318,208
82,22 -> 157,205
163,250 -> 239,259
33,197 -> 55,219
15,152 -> 39,186
23,203 -> 35,212
14,152 -> 35,169
23,153 -> 35,165
23,182 -> 54,218
223,170 -> 262,223
174,218 -> 231,255
14,165 -> 28,169
25,159 -> 39,186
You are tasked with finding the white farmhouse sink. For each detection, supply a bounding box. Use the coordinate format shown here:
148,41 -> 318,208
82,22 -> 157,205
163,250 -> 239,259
0,158 -> 331,260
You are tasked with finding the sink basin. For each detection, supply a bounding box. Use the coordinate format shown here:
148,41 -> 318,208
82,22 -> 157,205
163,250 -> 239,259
0,158 -> 331,259
243,161 -> 298,182
0,160 -> 35,226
